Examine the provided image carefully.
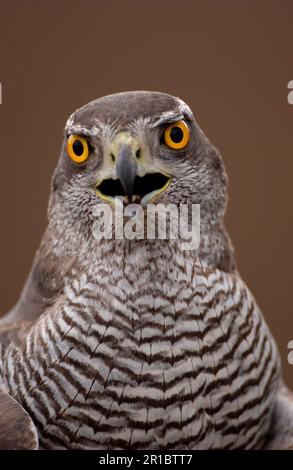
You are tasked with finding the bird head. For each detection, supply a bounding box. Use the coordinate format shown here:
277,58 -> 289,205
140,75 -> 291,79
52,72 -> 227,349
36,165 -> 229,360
49,91 -> 228,246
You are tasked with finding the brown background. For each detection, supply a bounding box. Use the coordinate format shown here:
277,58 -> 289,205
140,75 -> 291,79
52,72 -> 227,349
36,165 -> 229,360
0,0 -> 292,387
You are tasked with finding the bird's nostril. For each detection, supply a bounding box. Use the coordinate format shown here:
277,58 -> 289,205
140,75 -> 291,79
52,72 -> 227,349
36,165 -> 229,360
111,153 -> 116,162
136,149 -> 141,159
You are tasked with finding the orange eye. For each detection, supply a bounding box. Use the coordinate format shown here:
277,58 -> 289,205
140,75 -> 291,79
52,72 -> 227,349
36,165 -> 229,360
67,135 -> 90,164
164,120 -> 190,150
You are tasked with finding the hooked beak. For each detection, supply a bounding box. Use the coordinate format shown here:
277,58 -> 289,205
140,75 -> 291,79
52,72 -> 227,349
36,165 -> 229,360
115,144 -> 138,203
95,134 -> 172,205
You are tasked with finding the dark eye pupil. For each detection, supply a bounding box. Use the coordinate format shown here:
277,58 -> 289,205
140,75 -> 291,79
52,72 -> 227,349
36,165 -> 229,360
73,139 -> 84,156
170,126 -> 183,143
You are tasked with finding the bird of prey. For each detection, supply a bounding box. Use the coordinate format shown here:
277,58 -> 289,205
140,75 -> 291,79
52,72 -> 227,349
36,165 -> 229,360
0,91 -> 292,450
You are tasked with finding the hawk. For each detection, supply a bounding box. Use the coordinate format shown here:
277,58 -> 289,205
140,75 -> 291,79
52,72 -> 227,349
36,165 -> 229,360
0,91 -> 292,449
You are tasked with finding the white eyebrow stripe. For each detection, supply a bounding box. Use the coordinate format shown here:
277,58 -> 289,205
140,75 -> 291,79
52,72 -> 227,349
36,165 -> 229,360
150,112 -> 185,128
65,118 -> 120,140
176,97 -> 193,119
65,125 -> 100,136
66,121 -> 114,137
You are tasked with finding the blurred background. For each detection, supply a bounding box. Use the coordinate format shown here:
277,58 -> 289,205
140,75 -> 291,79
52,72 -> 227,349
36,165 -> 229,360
0,0 -> 292,387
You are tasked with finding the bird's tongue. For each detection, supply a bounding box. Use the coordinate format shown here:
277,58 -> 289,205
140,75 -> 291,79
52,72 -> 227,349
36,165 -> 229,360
122,195 -> 141,205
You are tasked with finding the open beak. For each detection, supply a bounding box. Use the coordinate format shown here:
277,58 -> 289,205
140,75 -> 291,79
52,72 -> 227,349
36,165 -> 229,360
95,139 -> 172,205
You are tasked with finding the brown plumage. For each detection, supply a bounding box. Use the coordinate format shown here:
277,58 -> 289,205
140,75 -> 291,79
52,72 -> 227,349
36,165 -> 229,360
0,91 -> 292,449
0,388 -> 38,449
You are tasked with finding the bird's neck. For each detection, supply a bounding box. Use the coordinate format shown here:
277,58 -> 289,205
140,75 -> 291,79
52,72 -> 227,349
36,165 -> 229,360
6,220 -> 236,327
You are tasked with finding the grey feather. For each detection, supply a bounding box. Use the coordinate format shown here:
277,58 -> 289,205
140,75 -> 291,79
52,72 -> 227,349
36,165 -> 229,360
0,91 -> 291,449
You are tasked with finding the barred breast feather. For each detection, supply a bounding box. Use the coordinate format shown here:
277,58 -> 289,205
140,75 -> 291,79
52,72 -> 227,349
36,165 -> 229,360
0,242 -> 280,449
